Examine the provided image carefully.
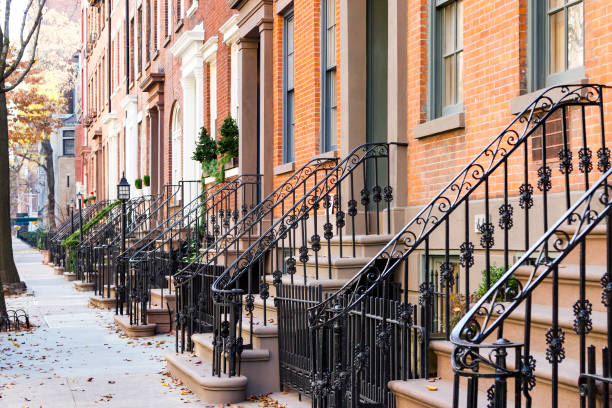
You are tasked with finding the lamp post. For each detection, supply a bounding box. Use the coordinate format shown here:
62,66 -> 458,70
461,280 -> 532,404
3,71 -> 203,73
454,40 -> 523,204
69,200 -> 75,234
117,173 -> 130,315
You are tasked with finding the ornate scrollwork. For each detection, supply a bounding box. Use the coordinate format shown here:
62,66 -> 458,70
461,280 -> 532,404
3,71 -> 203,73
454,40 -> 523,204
360,188 -> 370,207
545,327 -> 566,364
579,147 -> 593,174
375,323 -> 392,349
311,234 -> 321,252
272,269 -> 283,286
323,222 -> 334,241
537,165 -> 552,192
310,372 -> 331,398
384,186 -> 393,203
498,203 -> 514,230
336,210 -> 345,229
572,299 -> 593,335
347,199 -> 358,217
479,222 -> 495,249
601,274 -> 612,307
519,183 -> 534,210
558,148 -> 573,174
244,294 -> 255,313
459,241 -> 475,268
598,146 -> 611,172
419,282 -> 434,307
299,246 -> 309,263
372,185 -> 382,204
486,385 -> 495,408
440,262 -> 455,287
353,343 -> 369,372
521,354 -> 537,391
286,257 -> 296,276
397,302 -> 414,327
259,282 -> 270,300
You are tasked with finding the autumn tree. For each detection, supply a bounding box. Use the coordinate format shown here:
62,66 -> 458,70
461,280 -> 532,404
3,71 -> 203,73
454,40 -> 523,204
0,0 -> 47,315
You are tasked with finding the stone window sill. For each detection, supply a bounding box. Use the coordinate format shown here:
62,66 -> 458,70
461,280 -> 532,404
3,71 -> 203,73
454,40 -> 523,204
413,112 -> 465,139
509,77 -> 589,114
274,161 -> 295,175
314,150 -> 338,160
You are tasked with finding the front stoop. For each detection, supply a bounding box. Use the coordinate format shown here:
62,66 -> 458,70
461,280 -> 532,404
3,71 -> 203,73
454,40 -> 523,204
389,379 -> 493,408
73,281 -> 95,291
89,295 -> 116,310
53,266 -> 64,275
147,307 -> 173,334
113,315 -> 157,337
63,272 -> 77,281
165,352 -> 247,404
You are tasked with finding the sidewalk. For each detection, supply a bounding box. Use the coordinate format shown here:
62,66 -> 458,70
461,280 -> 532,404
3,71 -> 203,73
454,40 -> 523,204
0,238 -> 201,407
0,239 -> 301,408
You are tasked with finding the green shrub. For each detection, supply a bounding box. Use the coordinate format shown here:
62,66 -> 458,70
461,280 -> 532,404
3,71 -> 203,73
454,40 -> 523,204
193,127 -> 218,163
474,263 -> 519,300
134,178 -> 142,189
217,115 -> 239,158
143,175 -> 150,187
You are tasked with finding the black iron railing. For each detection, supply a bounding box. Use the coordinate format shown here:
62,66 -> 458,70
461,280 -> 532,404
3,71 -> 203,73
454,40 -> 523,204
451,166 -> 612,408
125,175 -> 260,326
210,142 -> 403,384
305,84 -> 610,407
173,158 -> 337,353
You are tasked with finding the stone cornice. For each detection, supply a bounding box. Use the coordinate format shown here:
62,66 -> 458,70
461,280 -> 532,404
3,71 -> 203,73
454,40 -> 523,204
219,15 -> 239,45
139,72 -> 165,92
201,36 -> 218,64
120,94 -> 138,110
169,24 -> 205,58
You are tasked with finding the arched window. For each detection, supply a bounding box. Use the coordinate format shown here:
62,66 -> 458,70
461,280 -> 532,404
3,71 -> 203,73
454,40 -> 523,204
171,103 -> 182,184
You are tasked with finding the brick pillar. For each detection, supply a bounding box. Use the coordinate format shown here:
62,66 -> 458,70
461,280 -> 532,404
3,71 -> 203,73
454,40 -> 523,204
259,22 -> 274,199
237,38 -> 259,178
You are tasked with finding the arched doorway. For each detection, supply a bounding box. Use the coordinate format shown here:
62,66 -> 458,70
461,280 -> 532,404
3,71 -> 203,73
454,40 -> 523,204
171,103 -> 182,185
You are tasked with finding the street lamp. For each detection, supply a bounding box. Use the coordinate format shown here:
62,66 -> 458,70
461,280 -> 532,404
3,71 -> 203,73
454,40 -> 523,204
117,173 -> 130,315
68,200 -> 75,234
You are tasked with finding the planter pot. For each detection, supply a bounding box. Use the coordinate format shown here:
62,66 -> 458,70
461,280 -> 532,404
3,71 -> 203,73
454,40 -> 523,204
41,250 -> 50,264
224,157 -> 239,170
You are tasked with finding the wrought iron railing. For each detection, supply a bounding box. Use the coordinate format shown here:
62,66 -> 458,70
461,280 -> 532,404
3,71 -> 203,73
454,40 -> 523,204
125,175 -> 261,326
173,158 -> 338,352
451,166 -> 612,408
305,84 -> 610,407
210,142 -> 403,382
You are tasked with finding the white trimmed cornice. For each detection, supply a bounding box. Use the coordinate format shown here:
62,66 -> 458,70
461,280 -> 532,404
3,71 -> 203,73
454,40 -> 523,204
169,24 -> 204,58
120,94 -> 137,110
102,112 -> 118,125
219,15 -> 239,45
201,36 -> 218,64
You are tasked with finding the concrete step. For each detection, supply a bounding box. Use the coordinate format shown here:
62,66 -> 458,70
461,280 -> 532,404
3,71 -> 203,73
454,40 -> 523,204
165,352 -> 247,404
477,302 -> 609,362
389,378 -> 496,408
302,255 -> 371,280
89,295 -> 116,310
556,224 -> 607,267
146,307 -> 173,334
515,263 -> 608,312
431,340 -> 601,408
63,272 -> 77,281
149,288 -> 176,311
114,314 -> 157,337
73,280 -> 95,292
264,274 -> 349,298
191,332 -> 278,396
311,233 -> 395,258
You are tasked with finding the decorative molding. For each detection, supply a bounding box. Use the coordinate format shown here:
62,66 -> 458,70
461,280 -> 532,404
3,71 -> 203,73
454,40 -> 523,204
219,15 -> 239,45
169,24 -> 205,58
185,0 -> 199,18
202,36 -> 218,64
413,112 -> 465,139
273,161 -> 295,175
120,94 -> 137,110
101,112 -> 118,125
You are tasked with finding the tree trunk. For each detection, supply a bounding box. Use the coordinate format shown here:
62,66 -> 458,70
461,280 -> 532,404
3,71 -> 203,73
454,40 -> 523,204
0,87 -> 21,294
41,139 -> 56,230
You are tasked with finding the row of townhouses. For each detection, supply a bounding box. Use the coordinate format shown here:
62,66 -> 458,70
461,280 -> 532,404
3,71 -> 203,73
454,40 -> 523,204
55,0 -> 612,406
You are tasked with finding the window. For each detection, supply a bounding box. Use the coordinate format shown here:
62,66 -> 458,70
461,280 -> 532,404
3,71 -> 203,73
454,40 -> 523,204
429,0 -> 463,119
164,0 -> 170,38
528,0 -> 584,90
138,7 -> 143,73
321,0 -> 337,153
176,0 -> 182,23
171,104 -> 182,184
63,130 -> 75,156
283,12 -> 295,163
130,17 -> 135,83
146,0 -> 151,62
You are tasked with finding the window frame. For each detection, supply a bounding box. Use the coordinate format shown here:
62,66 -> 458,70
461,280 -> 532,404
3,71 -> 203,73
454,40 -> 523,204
428,0 -> 464,120
282,10 -> 295,164
62,129 -> 75,156
320,0 -> 337,154
528,0 -> 585,91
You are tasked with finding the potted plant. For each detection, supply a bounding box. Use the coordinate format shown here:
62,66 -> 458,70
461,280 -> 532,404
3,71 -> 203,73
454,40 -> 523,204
193,127 -> 220,182
218,115 -> 239,170
143,175 -> 151,196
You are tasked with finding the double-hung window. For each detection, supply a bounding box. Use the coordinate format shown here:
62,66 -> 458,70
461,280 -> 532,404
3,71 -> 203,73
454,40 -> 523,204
63,130 -> 75,156
283,12 -> 295,164
529,0 -> 584,90
321,0 -> 337,153
429,0 -> 463,119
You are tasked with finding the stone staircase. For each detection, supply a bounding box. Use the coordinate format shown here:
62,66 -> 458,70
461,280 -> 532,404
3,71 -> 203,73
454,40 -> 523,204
390,226 -> 608,408
165,232 -> 393,403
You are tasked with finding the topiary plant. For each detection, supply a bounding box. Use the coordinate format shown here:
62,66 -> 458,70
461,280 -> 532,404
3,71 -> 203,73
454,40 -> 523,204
143,175 -> 150,187
134,178 -> 143,189
217,115 -> 239,159
474,263 -> 519,300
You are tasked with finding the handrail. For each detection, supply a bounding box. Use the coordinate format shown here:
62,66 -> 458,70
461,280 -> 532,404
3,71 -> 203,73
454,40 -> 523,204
211,142 -> 406,297
175,157 -> 338,282
307,84 -> 607,329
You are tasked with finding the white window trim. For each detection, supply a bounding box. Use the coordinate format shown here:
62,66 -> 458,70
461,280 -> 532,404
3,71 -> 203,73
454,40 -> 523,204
185,0 -> 198,18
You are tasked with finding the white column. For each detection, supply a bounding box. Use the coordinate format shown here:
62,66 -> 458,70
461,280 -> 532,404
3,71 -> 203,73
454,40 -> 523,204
180,76 -> 196,183
209,60 -> 217,138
